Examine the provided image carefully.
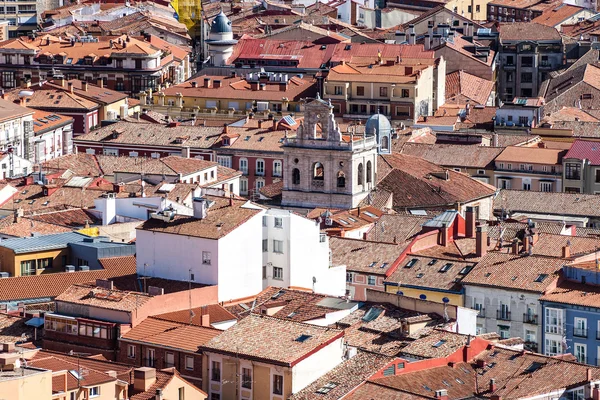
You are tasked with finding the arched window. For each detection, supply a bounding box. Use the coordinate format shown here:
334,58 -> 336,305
337,171 -> 346,188
358,163 -> 364,185
313,162 -> 324,180
367,161 -> 372,183
292,168 -> 300,185
381,136 -> 389,151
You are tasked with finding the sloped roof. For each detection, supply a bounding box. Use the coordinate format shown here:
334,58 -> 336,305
445,70 -> 494,106
499,22 -> 561,41
399,143 -> 503,169
564,139 -> 600,164
494,189 -> 600,218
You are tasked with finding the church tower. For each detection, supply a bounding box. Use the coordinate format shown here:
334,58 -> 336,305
365,113 -> 392,155
281,97 -> 378,209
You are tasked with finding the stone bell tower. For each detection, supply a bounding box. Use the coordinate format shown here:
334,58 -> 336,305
281,96 -> 378,209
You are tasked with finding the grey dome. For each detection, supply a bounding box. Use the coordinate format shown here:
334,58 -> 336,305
365,113 -> 391,137
211,11 -> 232,34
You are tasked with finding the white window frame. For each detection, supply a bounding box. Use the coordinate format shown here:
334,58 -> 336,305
540,182 -> 553,192
240,178 -> 248,195
574,343 -> 586,364
367,276 -> 376,286
127,344 -> 136,359
545,307 -> 563,334
273,160 -> 282,177
273,266 -> 283,280
273,240 -> 284,254
346,272 -> 353,283
256,159 -> 265,176
545,338 -> 562,356
239,158 -> 248,174
274,217 -> 283,228
202,251 -> 211,265
217,156 -> 232,168
89,386 -> 100,398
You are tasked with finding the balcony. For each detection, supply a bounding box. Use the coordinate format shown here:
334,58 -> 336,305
497,310 -> 511,321
473,307 -> 485,318
574,327 -> 588,338
523,314 -> 538,324
254,171 -> 265,177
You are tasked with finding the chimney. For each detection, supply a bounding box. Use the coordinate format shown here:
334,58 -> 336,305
476,224 -> 488,258
272,119 -> 277,131
424,34 -> 431,50
465,206 -> 476,238
593,384 -> 600,400
428,20 -> 434,37
13,208 -> 22,223
19,97 -> 26,107
435,389 -> 448,400
223,124 -> 229,135
440,223 -> 449,247
82,81 -> 88,92
213,80 -> 221,89
511,239 -> 519,255
279,82 -> 288,91
203,78 -> 211,88
155,389 -> 163,400
192,197 -> 208,219
201,305 -> 210,327
563,244 -> 571,258
97,78 -> 104,88
191,81 -> 197,88
250,82 -> 259,91
490,378 -> 497,393
523,234 -> 530,253
133,368 -> 156,392
68,82 -> 74,94
409,33 -> 416,45
258,120 -> 263,129
60,78 -> 66,88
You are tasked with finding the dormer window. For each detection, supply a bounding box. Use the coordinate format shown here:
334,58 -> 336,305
222,137 -> 230,146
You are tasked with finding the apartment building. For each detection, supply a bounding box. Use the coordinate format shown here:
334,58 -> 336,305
562,139 -> 600,194
497,23 -> 563,101
494,146 -> 565,192
0,34 -> 190,96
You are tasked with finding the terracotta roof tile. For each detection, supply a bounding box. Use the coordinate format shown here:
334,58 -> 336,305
121,317 -> 221,352
27,208 -> 100,228
564,139 -> 600,164
138,196 -> 262,240
0,216 -> 72,237
200,314 -> 343,366
499,22 -> 562,41
386,255 -> 474,292
495,146 -> 565,165
0,258 -> 136,301
532,4 -> 586,27
541,279 -> 600,308
154,304 -> 237,326
494,189 -> 600,218
445,70 -> 494,106
399,143 -> 503,169
330,237 -> 405,274
55,282 -> 153,311
228,38 -> 334,69
0,314 -> 35,343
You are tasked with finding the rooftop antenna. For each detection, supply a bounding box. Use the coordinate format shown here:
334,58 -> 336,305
188,268 -> 193,325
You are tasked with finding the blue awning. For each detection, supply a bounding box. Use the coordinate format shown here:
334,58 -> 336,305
25,317 -> 44,328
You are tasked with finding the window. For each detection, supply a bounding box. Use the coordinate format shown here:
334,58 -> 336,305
273,160 -> 282,177
217,156 -> 232,168
346,272 -> 353,283
566,163 -> 581,180
545,338 -> 561,356
497,179 -> 511,190
566,389 -> 585,400
239,158 -> 248,174
521,56 -> 533,67
575,343 -> 586,363
79,321 -> 110,339
498,325 -> 510,339
595,169 -> 600,183
366,161 -> 372,184
358,163 -> 364,185
313,162 -> 324,181
89,387 -> 100,397
242,367 -> 252,389
263,216 -> 267,226
337,171 -> 346,188
44,316 -> 78,334
476,4 -> 480,12
20,260 -> 35,276
334,86 -> 343,95
356,86 -> 365,96
178,387 -> 185,400
506,72 -> 513,82
202,251 -> 211,265
256,159 -> 265,176
401,88 -> 410,98
4,55 -> 12,65
1,71 -> 15,88
211,361 -> 221,382
506,55 -> 514,65
37,258 -> 52,270
545,308 -> 563,334
379,87 -> 388,97
263,239 -> 268,252
240,178 -> 248,194
367,276 -> 376,286
525,329 -> 536,343
165,352 -> 175,368
490,5 -> 494,12
146,348 -> 156,367
127,345 -> 136,359
540,182 -> 553,192
574,317 -> 587,337
185,356 -> 194,370
523,182 -> 531,191
273,217 -> 283,228
210,394 -> 220,400
273,374 -> 283,395
521,72 -> 533,83
273,240 -> 284,253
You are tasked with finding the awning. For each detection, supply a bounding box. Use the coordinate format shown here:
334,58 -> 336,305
25,317 -> 44,328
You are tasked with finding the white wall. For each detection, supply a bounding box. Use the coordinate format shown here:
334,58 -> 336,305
455,306 -> 478,336
218,211 -> 264,302
136,229 -> 220,285
291,337 -> 345,393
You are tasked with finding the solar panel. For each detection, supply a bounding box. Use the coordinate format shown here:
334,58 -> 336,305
282,115 -> 297,126
362,307 -> 383,322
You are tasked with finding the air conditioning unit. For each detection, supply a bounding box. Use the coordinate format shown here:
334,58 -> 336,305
65,265 -> 76,273
0,272 -> 9,278
78,265 -> 90,271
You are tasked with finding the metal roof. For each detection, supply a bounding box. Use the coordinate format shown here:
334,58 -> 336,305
0,231 -> 91,254
64,176 -> 93,188
422,210 -> 458,228
210,11 -> 232,34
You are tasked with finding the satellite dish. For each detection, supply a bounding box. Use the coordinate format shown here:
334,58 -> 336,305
312,276 -> 317,284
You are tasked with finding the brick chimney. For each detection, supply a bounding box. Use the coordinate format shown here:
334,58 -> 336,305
68,82 -> 74,94
82,81 -> 88,92
96,78 -> 103,88
201,305 -> 210,327
279,82 -> 288,91
272,119 -> 277,131
133,368 -> 156,392
440,223 -> 449,247
465,206 -> 476,238
511,239 -> 519,255
490,378 -> 497,393
562,243 -> 571,258
476,224 -> 487,258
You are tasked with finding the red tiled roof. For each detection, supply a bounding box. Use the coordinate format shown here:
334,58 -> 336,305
445,70 -> 494,106
121,317 -> 221,352
532,4 -> 587,27
0,257 -> 136,301
228,38 -> 334,69
153,304 -> 237,325
330,42 -> 434,64
564,139 -> 600,165
499,22 -> 561,41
